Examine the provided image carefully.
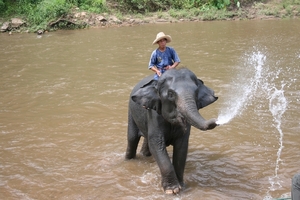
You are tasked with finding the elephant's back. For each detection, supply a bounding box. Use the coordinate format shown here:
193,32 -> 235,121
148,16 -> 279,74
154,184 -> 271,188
130,75 -> 154,96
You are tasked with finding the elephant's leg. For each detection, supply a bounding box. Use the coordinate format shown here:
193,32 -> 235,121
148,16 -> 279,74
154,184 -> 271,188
172,128 -> 190,188
148,132 -> 181,194
125,112 -> 140,159
140,137 -> 152,157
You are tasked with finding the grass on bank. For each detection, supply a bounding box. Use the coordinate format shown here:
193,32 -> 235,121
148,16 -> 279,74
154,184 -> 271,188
254,0 -> 300,17
0,0 -> 300,32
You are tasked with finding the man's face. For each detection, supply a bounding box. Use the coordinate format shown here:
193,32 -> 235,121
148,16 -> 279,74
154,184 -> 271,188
158,39 -> 167,48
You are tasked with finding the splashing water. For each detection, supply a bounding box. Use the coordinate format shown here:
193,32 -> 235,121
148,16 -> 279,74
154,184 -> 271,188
268,85 -> 288,191
216,51 -> 266,125
263,85 -> 288,199
215,49 -> 289,198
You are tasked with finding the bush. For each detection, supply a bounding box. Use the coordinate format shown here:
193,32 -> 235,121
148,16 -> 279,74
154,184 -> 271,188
76,0 -> 107,13
117,0 -> 233,13
117,0 -> 171,12
209,0 -> 231,9
0,0 -> 5,14
0,0 -> 107,31
26,0 -> 72,25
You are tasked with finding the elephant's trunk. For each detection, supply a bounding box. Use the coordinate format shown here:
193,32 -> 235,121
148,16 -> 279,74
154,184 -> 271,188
179,96 -> 217,131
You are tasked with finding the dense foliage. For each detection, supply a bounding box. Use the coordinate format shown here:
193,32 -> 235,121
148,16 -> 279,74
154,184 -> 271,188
0,0 -> 229,31
116,0 -> 233,12
0,0 -> 107,17
1,0 -> 299,32
0,0 -> 107,30
0,0 -> 238,18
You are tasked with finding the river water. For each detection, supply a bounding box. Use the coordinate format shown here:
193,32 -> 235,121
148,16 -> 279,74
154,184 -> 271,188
0,19 -> 299,199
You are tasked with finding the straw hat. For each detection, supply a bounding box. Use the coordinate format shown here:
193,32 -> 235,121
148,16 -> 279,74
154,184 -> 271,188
152,32 -> 172,45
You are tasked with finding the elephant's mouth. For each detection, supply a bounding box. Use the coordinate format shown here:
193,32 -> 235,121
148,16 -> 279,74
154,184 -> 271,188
174,114 -> 188,130
165,111 -> 188,129
180,117 -> 188,131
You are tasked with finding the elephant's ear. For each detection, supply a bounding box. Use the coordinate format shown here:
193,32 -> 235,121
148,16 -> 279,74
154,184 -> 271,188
196,78 -> 218,109
131,80 -> 162,114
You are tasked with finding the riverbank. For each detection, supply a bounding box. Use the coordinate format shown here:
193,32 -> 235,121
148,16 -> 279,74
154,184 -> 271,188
1,0 -> 299,34
100,0 -> 300,27
45,0 -> 300,29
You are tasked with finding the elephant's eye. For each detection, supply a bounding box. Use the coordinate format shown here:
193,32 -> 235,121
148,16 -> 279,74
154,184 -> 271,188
167,90 -> 176,101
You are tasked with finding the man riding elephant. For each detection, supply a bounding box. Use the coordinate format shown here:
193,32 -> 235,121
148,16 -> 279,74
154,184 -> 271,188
125,68 -> 218,194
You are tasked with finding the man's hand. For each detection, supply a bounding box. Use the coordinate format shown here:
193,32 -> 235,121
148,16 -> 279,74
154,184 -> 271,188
156,70 -> 162,76
150,66 -> 161,76
164,65 -> 172,70
164,62 -> 179,70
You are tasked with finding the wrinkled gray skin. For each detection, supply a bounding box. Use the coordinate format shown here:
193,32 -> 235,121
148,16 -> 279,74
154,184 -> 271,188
125,68 -> 218,194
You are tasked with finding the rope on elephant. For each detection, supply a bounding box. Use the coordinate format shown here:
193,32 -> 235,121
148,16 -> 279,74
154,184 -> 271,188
273,198 -> 291,200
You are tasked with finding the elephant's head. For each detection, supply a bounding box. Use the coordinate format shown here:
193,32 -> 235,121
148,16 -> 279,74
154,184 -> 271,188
132,68 -> 218,131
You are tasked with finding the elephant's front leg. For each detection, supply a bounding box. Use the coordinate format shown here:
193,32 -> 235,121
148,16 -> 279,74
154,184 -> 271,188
148,132 -> 181,194
147,120 -> 181,194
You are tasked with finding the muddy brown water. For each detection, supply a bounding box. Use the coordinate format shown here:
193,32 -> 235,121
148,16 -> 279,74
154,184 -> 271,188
0,19 -> 299,200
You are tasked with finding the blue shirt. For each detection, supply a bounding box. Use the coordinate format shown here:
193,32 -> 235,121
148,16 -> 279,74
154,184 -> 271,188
148,46 -> 180,80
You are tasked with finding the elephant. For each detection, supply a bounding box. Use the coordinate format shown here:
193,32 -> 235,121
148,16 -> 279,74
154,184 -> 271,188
125,68 -> 218,194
